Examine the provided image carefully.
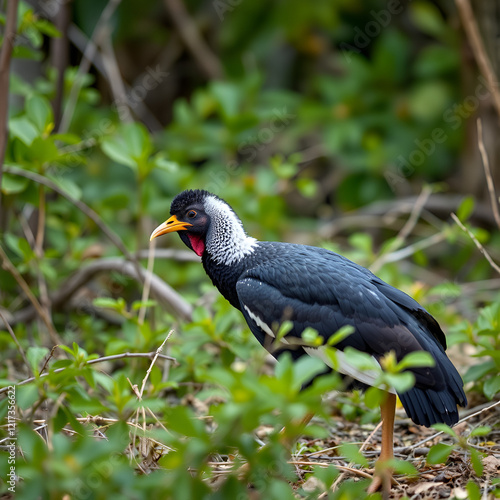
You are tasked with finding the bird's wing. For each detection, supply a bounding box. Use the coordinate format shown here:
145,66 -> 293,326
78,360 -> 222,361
235,248 -> 446,390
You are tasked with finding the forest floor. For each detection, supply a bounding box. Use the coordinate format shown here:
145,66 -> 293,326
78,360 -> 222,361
204,400 -> 500,499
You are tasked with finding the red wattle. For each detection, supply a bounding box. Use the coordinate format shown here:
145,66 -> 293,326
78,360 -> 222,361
188,235 -> 205,256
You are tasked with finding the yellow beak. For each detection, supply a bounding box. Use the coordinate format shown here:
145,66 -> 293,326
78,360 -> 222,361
150,215 -> 193,241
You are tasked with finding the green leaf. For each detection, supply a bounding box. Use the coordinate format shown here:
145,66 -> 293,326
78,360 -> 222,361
93,297 -> 127,312
397,351 -> 435,371
0,173 -> 29,194
101,137 -> 137,169
469,448 -> 484,476
327,325 -> 354,346
483,374 -> 500,400
291,355 -> 326,389
276,321 -> 293,341
431,423 -> 457,437
153,154 -> 178,173
26,95 -> 53,133
385,371 -> 415,393
301,327 -> 322,346
26,346 -> 50,374
46,174 -> 82,200
10,115 -> 39,145
296,178 -> 317,198
339,443 -> 368,467
123,122 -> 152,160
364,386 -> 384,409
342,347 -> 380,371
389,458 -> 418,476
426,443 -> 453,464
211,81 -> 241,118
468,425 -> 492,438
463,361 -> 495,384
33,19 -> 61,38
465,480 -> 481,500
131,299 -> 157,310
312,464 -> 339,489
166,406 -> 204,438
28,137 -> 59,164
409,1 -> 446,38
457,196 -> 475,222
5,234 -> 33,260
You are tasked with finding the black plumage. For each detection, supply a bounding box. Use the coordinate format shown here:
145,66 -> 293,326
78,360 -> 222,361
151,189 -> 466,430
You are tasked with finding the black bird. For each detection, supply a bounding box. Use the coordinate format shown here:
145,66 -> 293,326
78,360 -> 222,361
150,189 -> 467,490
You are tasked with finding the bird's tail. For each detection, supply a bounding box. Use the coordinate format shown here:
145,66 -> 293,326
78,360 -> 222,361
398,360 -> 467,427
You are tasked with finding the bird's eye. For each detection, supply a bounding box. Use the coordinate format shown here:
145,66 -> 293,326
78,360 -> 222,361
187,210 -> 197,218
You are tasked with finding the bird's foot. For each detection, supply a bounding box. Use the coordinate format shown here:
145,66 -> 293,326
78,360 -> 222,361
367,463 -> 397,496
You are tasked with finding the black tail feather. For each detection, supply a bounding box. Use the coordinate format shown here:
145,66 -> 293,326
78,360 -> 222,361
399,384 -> 467,428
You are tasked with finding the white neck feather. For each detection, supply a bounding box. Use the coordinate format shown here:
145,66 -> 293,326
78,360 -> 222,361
204,196 -> 258,265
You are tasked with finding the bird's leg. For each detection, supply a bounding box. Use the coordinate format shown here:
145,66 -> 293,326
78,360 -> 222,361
367,392 -> 396,495
279,412 -> 314,449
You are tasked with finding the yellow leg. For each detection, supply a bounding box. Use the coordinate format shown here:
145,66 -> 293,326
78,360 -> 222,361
367,392 -> 396,495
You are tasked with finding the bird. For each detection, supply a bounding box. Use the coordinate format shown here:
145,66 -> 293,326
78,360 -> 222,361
150,189 -> 467,491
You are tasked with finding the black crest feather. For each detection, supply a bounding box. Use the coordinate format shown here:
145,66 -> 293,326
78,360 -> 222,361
170,189 -> 216,214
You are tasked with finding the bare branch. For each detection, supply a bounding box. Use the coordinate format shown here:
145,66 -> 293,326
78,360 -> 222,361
455,0 -> 500,120
59,0 -> 122,133
163,0 -> 223,80
11,256 -> 193,325
371,186 -> 433,273
0,0 -> 19,208
477,119 -> 500,230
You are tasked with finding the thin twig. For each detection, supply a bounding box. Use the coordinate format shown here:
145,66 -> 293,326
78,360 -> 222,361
451,212 -> 500,275
289,461 -> 373,480
139,331 -> 173,397
59,0 -> 122,132
10,256 -> 192,325
370,232 -> 447,269
99,26 -> 133,123
409,398 -> 500,450
39,345 -> 60,376
34,184 -> 52,331
0,243 -> 62,345
0,309 -> 32,376
138,240 -> 157,325
67,23 -> 175,131
163,0 -> 223,79
0,351 -> 178,395
0,0 -> 19,209
371,186 -> 433,273
455,0 -> 500,120
477,119 -> 500,230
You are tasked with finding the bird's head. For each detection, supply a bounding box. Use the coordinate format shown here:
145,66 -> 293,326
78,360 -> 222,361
150,189 -> 257,264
